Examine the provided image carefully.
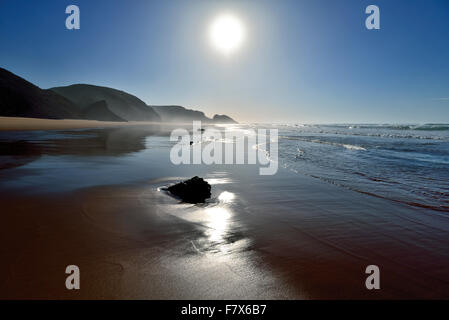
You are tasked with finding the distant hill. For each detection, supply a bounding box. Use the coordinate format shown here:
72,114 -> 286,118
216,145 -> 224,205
153,105 -> 237,124
81,100 -> 126,122
0,67 -> 237,124
152,105 -> 211,123
0,67 -> 80,119
51,84 -> 161,122
213,114 -> 237,124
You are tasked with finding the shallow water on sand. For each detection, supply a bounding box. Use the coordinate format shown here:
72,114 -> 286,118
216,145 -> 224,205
257,123 -> 449,213
2,124 -> 448,214
0,125 -> 448,298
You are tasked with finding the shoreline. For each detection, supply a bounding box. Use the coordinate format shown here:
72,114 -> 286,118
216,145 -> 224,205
0,116 -> 232,131
0,117 -> 162,131
0,126 -> 447,299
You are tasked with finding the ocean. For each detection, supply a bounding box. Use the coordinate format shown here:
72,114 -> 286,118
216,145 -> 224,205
264,123 -> 449,213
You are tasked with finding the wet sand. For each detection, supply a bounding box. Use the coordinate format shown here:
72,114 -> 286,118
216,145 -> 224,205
0,185 -> 297,299
1,172 -> 448,299
0,126 -> 448,299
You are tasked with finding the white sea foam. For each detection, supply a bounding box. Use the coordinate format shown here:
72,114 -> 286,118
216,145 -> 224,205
342,144 -> 366,151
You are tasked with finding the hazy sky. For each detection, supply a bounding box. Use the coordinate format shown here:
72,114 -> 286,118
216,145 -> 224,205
1,0 -> 448,123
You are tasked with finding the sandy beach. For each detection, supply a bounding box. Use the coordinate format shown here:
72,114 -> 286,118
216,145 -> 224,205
0,117 -> 164,131
0,124 -> 448,299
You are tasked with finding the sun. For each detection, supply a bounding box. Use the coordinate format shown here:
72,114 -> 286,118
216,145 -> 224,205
209,14 -> 245,55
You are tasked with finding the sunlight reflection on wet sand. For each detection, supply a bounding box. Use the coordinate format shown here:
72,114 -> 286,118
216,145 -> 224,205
159,186 -> 241,254
204,207 -> 230,244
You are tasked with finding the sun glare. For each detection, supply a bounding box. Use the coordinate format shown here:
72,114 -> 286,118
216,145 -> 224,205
209,14 -> 245,55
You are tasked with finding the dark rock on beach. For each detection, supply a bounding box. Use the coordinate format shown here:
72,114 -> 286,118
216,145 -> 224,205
165,176 -> 211,203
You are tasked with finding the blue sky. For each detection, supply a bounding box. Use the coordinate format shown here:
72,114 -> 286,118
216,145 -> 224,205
1,0 -> 448,123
